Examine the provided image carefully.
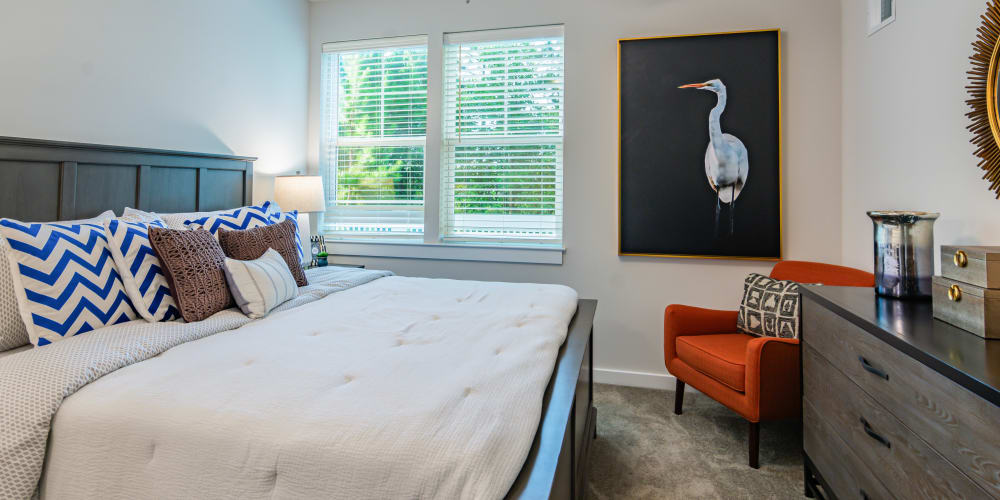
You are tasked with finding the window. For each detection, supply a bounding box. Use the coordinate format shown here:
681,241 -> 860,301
317,27 -> 565,262
320,36 -> 428,237
867,0 -> 895,35
442,26 -> 564,243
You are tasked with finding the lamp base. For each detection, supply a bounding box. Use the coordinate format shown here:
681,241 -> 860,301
296,212 -> 313,264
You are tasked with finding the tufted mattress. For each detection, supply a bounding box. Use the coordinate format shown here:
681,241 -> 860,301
37,275 -> 578,499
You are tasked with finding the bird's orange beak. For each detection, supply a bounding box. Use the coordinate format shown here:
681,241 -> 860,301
678,82 -> 708,89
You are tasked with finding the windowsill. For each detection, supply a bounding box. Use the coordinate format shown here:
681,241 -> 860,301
324,238 -> 565,264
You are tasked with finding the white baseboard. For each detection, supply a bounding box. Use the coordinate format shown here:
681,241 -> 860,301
593,368 -> 692,392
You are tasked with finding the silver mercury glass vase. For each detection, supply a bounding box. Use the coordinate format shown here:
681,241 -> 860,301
867,211 -> 940,299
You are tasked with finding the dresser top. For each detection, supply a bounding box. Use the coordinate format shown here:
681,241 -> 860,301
800,285 -> 1000,406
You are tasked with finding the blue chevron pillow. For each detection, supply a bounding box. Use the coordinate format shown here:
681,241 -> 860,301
183,201 -> 273,235
104,219 -> 179,322
0,220 -> 138,346
184,202 -> 303,262
268,210 -> 303,262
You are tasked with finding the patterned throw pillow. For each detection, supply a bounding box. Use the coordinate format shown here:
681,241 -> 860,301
736,273 -> 802,339
148,227 -> 233,323
267,210 -> 303,262
122,202 -> 282,230
0,236 -> 26,351
103,219 -> 179,322
0,219 -> 138,346
218,219 -> 308,287
0,211 -> 116,351
223,248 -> 299,319
0,210 -> 115,352
183,201 -> 274,234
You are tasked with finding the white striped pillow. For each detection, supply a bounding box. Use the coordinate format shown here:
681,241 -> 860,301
222,248 -> 298,319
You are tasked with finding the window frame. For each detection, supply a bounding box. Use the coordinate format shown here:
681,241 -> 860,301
320,35 -> 429,239
441,27 -> 565,245
317,27 -> 566,264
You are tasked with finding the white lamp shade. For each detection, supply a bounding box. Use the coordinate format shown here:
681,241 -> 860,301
274,175 -> 325,213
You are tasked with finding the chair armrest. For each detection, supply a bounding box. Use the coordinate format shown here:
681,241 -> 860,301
663,305 -> 739,367
745,336 -> 801,421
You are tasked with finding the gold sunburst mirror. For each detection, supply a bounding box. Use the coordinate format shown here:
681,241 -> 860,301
968,0 -> 1000,198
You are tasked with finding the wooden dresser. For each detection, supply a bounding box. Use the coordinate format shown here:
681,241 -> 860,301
800,285 -> 1000,500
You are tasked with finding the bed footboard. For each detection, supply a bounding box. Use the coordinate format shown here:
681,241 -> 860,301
506,299 -> 597,500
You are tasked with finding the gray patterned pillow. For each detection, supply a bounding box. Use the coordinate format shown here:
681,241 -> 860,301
0,237 -> 26,352
736,273 -> 802,339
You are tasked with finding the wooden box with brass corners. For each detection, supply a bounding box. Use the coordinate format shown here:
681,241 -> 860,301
932,275 -> 1000,339
940,245 -> 1000,288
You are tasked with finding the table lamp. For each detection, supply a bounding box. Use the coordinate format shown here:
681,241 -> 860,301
274,175 -> 325,262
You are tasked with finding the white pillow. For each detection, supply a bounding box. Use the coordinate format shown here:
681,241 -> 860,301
0,213 -> 137,346
119,207 -> 162,224
0,210 -> 115,350
103,219 -> 179,322
223,248 -> 298,319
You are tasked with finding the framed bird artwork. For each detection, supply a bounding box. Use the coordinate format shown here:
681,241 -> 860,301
618,29 -> 781,260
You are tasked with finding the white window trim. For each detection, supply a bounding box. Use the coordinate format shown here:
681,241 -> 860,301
444,25 -> 563,44
322,35 -> 429,53
317,26 -> 566,265
326,239 -> 565,265
866,0 -> 895,36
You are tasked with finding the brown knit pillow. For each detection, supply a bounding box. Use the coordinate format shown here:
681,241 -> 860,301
148,227 -> 234,322
217,219 -> 308,287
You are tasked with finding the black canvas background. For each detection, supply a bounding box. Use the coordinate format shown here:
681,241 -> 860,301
619,31 -> 780,257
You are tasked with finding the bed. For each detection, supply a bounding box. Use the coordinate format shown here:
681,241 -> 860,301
0,137 -> 597,500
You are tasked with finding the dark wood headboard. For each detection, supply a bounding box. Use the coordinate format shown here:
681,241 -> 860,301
0,136 -> 256,221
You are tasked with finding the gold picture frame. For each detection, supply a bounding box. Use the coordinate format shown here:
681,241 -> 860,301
617,29 -> 783,260
967,0 -> 1000,198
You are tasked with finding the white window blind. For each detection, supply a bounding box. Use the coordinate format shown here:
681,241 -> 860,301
442,26 -> 564,243
320,36 -> 428,237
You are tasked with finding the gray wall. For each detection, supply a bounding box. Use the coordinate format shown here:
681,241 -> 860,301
841,0 -> 1000,272
308,0 -> 844,387
0,0 -> 310,201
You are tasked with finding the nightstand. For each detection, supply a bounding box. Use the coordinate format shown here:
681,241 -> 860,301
304,263 -> 365,270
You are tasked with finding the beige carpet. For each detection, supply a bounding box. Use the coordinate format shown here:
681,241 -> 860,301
586,384 -> 804,499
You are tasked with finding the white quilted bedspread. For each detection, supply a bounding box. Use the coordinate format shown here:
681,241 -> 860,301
0,267 -> 391,499
38,276 -> 578,499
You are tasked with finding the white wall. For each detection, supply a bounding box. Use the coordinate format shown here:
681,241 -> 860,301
0,0 -> 310,201
308,0 -> 843,387
841,0 -> 1000,272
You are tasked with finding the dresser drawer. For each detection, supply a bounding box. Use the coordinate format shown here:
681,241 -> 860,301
804,397 -> 893,500
804,345 -> 988,499
804,299 -> 1000,497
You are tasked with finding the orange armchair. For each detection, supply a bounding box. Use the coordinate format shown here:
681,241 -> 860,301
664,261 -> 874,468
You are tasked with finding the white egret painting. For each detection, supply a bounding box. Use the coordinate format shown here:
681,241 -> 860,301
678,78 -> 749,235
619,29 -> 780,259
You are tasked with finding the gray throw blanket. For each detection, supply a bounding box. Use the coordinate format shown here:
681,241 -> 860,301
0,267 -> 391,499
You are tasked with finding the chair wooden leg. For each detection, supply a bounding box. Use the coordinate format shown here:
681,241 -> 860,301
748,421 -> 760,469
674,380 -> 685,415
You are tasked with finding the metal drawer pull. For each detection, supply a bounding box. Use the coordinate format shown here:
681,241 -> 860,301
954,249 -> 968,268
948,284 -> 962,302
858,356 -> 889,380
860,417 -> 891,449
